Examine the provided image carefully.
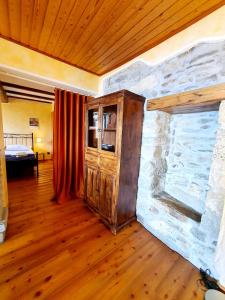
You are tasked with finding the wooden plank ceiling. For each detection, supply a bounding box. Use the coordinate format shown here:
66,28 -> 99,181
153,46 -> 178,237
0,0 -> 225,75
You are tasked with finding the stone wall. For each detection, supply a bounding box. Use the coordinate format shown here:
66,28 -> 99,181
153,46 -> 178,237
164,111 -> 218,214
103,41 -> 225,98
102,40 -> 225,276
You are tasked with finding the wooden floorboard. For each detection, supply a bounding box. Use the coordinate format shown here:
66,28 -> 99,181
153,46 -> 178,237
0,161 -> 205,299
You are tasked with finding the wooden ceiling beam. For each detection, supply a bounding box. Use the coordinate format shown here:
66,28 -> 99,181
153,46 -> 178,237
7,93 -> 53,103
3,87 -> 54,99
0,82 -> 8,103
7,95 -> 52,104
147,83 -> 225,114
5,90 -> 54,101
1,82 -> 54,96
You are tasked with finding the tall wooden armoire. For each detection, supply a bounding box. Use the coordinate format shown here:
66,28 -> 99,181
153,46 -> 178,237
84,90 -> 145,234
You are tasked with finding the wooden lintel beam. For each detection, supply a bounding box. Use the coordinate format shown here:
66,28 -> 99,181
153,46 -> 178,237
0,83 -> 8,103
147,83 -> 225,114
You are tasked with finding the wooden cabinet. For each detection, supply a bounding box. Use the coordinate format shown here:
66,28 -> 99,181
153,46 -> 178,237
84,90 -> 145,234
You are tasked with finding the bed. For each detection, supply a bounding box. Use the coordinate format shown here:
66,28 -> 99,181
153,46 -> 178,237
4,133 -> 38,177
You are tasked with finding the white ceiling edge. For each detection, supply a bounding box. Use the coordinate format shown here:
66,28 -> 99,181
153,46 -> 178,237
0,64 -> 97,97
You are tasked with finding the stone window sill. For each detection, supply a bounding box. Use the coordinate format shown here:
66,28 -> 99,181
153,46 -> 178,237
154,191 -> 202,223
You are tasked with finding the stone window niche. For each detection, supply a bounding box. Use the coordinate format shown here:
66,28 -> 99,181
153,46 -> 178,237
137,101 -> 225,274
154,111 -> 219,223
102,39 -> 225,278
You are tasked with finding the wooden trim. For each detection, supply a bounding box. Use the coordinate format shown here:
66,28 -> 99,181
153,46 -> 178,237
86,96 -> 95,103
92,90 -> 145,103
0,84 -> 8,103
147,83 -> 225,114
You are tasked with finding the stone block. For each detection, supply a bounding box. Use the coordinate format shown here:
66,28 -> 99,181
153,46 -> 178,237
190,227 -> 206,242
0,206 -> 8,244
189,50 -> 218,65
218,101 -> 225,125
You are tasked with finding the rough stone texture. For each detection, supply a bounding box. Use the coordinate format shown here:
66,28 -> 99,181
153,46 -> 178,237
103,41 -> 225,99
103,40 -> 225,277
0,207 -> 8,243
164,111 -> 218,214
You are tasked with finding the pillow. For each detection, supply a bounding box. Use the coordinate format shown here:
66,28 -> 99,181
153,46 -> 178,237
6,144 -> 30,151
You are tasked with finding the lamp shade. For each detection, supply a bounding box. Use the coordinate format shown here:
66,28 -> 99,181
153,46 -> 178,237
36,137 -> 42,143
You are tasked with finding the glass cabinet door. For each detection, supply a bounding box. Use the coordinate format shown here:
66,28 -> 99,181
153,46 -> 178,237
100,104 -> 118,153
87,108 -> 99,149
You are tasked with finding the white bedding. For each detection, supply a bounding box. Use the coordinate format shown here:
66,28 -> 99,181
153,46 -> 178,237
5,144 -> 34,156
5,149 -> 34,156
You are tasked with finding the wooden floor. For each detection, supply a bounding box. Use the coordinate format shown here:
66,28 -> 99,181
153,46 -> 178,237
0,161 -> 205,300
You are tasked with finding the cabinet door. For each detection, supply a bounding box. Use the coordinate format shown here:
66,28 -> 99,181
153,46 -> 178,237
99,172 -> 116,222
86,165 -> 99,209
99,102 -> 121,155
86,105 -> 100,149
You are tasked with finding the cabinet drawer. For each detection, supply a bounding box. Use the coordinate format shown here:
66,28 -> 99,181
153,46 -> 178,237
99,156 -> 118,174
85,153 -> 99,167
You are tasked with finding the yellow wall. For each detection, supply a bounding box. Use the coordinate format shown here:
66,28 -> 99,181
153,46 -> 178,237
0,92 -> 8,208
0,38 -> 99,94
101,6 -> 225,83
2,99 -> 53,154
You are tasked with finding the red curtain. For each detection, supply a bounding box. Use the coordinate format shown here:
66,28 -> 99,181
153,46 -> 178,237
53,89 -> 86,204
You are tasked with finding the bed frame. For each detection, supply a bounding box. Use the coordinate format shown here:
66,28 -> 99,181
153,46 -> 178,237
4,133 -> 38,177
4,133 -> 34,150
